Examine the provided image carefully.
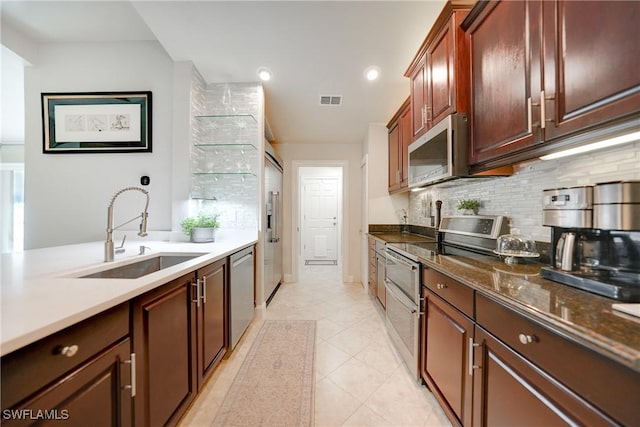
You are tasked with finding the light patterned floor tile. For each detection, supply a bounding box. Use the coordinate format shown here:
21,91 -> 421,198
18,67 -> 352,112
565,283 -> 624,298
180,264 -> 452,427
327,357 -> 390,403
314,377 -> 362,426
316,317 -> 347,340
353,340 -> 401,376
315,340 -> 353,378
343,404 -> 393,427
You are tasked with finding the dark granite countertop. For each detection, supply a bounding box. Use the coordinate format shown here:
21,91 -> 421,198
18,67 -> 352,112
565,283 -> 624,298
369,232 -> 436,244
372,232 -> 640,373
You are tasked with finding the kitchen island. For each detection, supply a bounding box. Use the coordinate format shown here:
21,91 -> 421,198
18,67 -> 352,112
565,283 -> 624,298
1,230 -> 257,426
0,229 -> 257,357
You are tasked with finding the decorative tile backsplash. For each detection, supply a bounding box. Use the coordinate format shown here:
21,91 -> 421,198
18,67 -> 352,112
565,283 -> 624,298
408,141 -> 640,242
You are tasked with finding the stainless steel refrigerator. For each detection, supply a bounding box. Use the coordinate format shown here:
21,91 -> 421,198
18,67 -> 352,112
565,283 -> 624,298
264,142 -> 283,303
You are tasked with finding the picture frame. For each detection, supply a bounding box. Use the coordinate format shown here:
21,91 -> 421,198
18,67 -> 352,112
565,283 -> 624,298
42,91 -> 152,153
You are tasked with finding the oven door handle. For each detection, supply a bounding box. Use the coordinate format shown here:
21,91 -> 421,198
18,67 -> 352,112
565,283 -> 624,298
386,250 -> 418,270
385,281 -> 418,315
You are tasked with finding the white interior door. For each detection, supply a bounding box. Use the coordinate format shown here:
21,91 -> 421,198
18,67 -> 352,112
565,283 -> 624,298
302,177 -> 339,264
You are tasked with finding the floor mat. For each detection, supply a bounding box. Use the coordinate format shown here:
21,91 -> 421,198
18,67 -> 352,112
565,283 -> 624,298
211,320 -> 316,427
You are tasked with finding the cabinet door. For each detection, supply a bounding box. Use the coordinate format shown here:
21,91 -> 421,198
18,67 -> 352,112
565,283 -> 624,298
472,326 -> 614,427
399,106 -> 412,187
410,56 -> 428,139
133,273 -> 197,427
424,291 -> 473,427
368,238 -> 377,297
4,339 -> 132,427
198,259 -> 227,383
427,11 -> 469,126
543,1 -> 640,140
388,123 -> 401,192
466,0 -> 542,166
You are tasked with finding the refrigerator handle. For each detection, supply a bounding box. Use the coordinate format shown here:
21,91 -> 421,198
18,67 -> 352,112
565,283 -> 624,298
270,191 -> 280,243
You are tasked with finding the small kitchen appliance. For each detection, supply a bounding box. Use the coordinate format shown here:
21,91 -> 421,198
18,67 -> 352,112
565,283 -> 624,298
541,183 -> 640,301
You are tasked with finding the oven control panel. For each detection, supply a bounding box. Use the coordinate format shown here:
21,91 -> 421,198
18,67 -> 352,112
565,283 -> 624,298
439,215 -> 507,239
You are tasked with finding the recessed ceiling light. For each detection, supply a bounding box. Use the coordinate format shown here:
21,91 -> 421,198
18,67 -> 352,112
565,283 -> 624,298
364,66 -> 380,81
257,67 -> 272,81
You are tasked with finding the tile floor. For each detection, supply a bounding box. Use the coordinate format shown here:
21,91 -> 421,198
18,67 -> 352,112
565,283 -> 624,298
179,264 -> 452,427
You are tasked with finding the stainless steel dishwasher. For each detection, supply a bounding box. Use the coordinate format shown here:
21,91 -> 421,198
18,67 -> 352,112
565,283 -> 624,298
229,246 -> 255,350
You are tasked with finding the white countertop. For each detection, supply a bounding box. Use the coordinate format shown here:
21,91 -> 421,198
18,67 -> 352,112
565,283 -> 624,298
0,230 -> 258,356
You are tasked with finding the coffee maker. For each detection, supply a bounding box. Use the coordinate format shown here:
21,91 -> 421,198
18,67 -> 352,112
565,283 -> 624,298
541,181 -> 640,302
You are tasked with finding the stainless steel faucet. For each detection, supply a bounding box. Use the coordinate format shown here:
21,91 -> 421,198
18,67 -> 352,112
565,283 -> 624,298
105,186 -> 149,262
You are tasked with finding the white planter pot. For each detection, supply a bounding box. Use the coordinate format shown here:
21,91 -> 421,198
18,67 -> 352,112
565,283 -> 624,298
191,227 -> 216,243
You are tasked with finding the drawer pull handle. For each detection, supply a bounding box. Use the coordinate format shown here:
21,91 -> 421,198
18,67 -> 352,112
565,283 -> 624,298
123,353 -> 136,397
518,334 -> 536,345
57,345 -> 79,357
436,283 -> 447,289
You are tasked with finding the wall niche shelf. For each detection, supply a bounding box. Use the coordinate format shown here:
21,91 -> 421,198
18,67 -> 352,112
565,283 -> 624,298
192,144 -> 256,149
192,172 -> 257,178
194,114 -> 256,121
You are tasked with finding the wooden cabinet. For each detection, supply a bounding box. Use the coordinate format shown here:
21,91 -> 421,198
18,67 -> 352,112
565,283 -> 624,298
196,258 -> 227,384
421,268 -> 475,427
426,9 -> 470,128
133,258 -> 229,427
421,268 -> 640,427
464,0 -> 542,166
421,284 -> 473,426
406,2 -> 471,140
1,304 -> 132,427
368,237 -> 376,297
542,1 -> 640,141
387,98 -> 411,193
475,293 -> 640,427
409,55 -> 428,140
133,272 -> 198,427
424,267 -> 473,318
472,326 -> 614,427
464,0 -> 640,170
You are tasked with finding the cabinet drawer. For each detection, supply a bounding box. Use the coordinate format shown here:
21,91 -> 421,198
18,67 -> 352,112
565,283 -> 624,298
368,237 -> 376,251
423,268 -> 473,318
1,302 -> 130,409
476,293 -> 640,426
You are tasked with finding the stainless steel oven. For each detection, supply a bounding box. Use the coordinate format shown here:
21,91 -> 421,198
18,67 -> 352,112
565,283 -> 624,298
384,247 -> 421,380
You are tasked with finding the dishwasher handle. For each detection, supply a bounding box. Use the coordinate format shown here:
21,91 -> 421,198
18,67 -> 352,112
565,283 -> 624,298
232,252 -> 253,268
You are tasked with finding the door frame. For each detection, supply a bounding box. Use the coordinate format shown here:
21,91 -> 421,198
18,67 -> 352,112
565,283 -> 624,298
290,160 -> 349,283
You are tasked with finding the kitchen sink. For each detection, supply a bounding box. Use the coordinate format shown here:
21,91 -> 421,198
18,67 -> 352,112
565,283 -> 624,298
78,254 -> 206,279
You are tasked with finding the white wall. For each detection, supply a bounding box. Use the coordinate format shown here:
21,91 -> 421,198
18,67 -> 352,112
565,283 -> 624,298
274,142 -> 362,284
23,41 -> 174,249
364,123 -> 409,225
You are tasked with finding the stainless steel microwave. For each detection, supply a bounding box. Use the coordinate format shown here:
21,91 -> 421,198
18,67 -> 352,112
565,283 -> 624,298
408,113 -> 470,188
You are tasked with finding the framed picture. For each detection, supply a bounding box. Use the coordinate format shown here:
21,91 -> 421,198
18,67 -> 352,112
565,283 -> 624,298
42,91 -> 152,153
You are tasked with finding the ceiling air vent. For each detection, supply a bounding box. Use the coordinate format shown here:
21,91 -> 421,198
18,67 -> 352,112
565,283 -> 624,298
319,95 -> 342,106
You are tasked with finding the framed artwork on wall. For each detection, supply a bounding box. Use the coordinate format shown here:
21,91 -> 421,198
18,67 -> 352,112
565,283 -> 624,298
41,91 -> 152,153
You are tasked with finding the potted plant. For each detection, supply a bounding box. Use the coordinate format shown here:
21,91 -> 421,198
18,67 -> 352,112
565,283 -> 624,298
181,211 -> 220,243
456,199 -> 481,215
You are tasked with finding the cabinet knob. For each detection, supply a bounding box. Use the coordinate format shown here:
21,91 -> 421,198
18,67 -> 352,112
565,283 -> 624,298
436,283 -> 447,290
57,345 -> 79,357
518,334 -> 536,345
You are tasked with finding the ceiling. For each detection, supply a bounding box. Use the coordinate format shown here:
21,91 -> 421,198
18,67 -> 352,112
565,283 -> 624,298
1,1 -> 446,145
